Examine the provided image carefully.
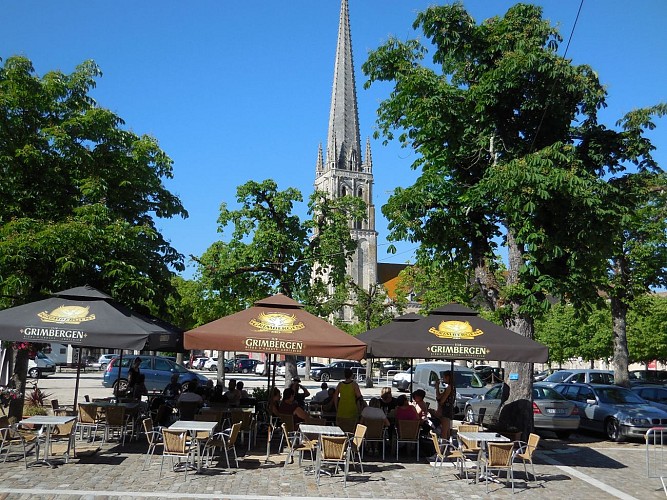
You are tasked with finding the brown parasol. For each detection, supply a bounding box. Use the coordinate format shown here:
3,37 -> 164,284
184,293 -> 366,360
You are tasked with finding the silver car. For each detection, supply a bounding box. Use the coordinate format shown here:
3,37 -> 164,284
553,383 -> 667,441
464,383 -> 580,439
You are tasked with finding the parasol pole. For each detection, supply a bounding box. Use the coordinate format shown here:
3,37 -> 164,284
266,353 -> 272,392
409,358 -> 414,398
115,351 -> 124,397
72,346 -> 82,409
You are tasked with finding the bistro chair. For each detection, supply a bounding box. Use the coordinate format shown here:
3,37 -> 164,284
203,421 -> 241,469
514,433 -> 540,481
280,423 -> 316,471
160,429 -> 196,479
230,408 -> 257,450
77,404 -> 103,442
0,425 -> 37,468
316,435 -> 350,487
429,431 -> 467,479
480,441 -> 516,493
104,405 -> 130,445
50,399 -> 75,416
142,418 -> 163,470
347,424 -> 366,473
456,424 -> 481,459
277,413 -> 294,452
395,419 -> 421,461
362,418 -> 387,461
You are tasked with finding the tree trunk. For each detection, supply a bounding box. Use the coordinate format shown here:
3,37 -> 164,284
8,349 -> 29,420
610,296 -> 630,387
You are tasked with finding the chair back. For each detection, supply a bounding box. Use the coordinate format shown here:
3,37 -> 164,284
280,423 -> 292,451
162,429 -> 187,454
336,417 -> 357,434
142,418 -> 157,443
278,413 -> 295,433
487,442 -> 514,467
430,431 -> 444,458
51,399 -> 60,411
231,409 -> 253,430
457,424 -> 480,432
105,405 -> 126,426
78,404 -> 98,424
524,433 -> 540,459
352,424 -> 367,449
52,419 -> 76,438
227,422 -> 241,448
321,435 -> 347,460
363,418 -> 385,439
397,419 -> 420,440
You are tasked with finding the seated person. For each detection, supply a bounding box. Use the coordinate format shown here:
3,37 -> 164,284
411,389 -> 429,421
176,380 -> 203,419
312,382 -> 329,403
196,379 -> 214,401
268,387 -> 282,417
394,394 -> 419,421
361,397 -> 390,427
224,379 -> 241,407
278,387 -> 308,425
290,377 -> 310,407
380,387 -> 397,414
162,373 -> 182,400
236,380 -> 250,399
320,388 -> 337,413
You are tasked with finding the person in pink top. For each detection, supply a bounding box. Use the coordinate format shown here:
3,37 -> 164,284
394,395 -> 419,420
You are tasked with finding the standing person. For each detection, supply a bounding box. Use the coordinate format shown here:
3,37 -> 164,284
334,368 -> 362,422
436,371 -> 456,439
126,357 -> 142,396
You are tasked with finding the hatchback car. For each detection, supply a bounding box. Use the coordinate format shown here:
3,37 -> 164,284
234,359 -> 259,373
102,355 -> 208,393
553,383 -> 667,441
310,361 -> 364,382
98,354 -> 116,371
464,383 -> 580,439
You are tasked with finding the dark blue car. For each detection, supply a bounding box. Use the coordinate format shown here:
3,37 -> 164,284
102,355 -> 208,393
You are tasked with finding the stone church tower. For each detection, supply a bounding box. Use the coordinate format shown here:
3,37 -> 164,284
314,0 -> 378,321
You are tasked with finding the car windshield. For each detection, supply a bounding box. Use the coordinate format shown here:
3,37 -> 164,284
596,387 -> 646,404
543,371 -> 572,383
172,362 -> 189,373
533,386 -> 566,400
440,370 -> 484,388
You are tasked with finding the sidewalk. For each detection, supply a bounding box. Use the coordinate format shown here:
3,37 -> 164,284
0,426 -> 663,499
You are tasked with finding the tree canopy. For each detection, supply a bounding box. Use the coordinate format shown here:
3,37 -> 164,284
0,56 -> 187,309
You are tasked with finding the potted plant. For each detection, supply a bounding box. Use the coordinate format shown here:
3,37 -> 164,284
22,385 -> 52,418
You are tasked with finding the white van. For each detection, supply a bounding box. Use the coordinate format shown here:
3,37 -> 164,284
27,352 -> 57,379
413,362 -> 486,418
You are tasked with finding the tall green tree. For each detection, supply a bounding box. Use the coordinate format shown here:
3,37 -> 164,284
363,3 -> 664,436
195,179 -> 366,384
628,295 -> 667,365
0,56 -> 187,418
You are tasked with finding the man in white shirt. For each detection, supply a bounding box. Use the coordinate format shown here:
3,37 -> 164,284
312,382 -> 329,403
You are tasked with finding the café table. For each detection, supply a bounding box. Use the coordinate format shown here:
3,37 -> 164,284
456,431 -> 511,483
168,420 -> 217,472
19,415 -> 77,467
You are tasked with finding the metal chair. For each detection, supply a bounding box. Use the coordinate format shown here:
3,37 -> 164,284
0,426 -> 37,468
514,433 -> 540,481
348,424 -> 366,473
230,408 -> 257,450
104,405 -> 130,445
280,423 -> 316,470
203,421 -> 241,469
395,419 -> 420,461
480,442 -> 516,493
362,418 -> 387,461
160,429 -> 196,479
48,419 -> 77,463
316,435 -> 350,487
77,404 -> 102,442
456,424 -> 481,458
50,399 -> 74,416
429,431 -> 467,478
142,418 -> 163,470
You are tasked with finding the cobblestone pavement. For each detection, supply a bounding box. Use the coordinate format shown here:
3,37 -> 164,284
0,426 -> 664,500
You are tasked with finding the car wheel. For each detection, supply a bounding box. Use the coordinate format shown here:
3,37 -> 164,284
210,365 -> 216,371
321,372 -> 330,382
605,417 -> 621,442
100,363 -> 107,371
114,379 -> 128,394
28,368 -> 40,379
465,406 -> 476,423
555,430 -> 571,440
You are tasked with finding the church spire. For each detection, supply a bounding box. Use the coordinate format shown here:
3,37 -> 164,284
327,0 -> 361,171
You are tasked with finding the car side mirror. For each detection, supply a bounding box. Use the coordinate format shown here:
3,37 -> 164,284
586,399 -> 597,405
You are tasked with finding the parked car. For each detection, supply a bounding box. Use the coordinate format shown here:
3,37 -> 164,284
534,368 -> 558,382
464,382 -> 580,439
277,361 -> 326,377
392,367 -> 414,392
373,360 -> 408,376
255,360 -> 284,376
542,369 -> 614,387
27,351 -> 57,379
629,370 -> 667,385
98,354 -> 116,371
204,358 -> 232,372
630,385 -> 667,412
102,355 -> 208,393
553,383 -> 667,441
412,361 -> 486,419
310,361 -> 364,382
233,358 -> 260,374
81,355 -> 99,368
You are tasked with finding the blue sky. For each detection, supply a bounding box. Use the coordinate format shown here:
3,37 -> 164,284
3,1 -> 666,278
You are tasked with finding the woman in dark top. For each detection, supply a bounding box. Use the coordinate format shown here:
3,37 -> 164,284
435,371 -> 455,439
126,357 -> 142,396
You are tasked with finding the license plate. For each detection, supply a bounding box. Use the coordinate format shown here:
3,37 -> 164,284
546,408 -> 566,415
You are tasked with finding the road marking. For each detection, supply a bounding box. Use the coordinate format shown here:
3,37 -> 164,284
540,453 -> 639,500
